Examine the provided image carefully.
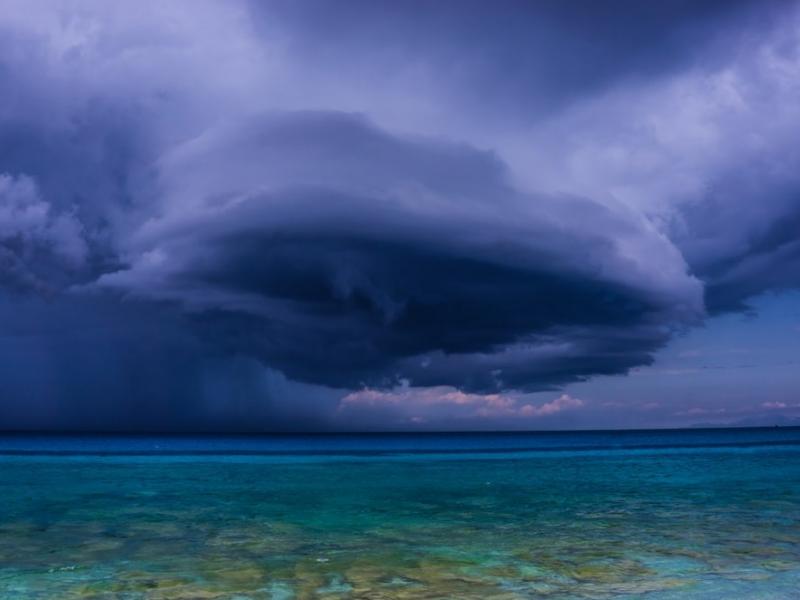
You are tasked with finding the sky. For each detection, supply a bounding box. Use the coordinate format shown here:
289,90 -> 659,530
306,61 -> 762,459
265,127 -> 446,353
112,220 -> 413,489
0,0 -> 799,432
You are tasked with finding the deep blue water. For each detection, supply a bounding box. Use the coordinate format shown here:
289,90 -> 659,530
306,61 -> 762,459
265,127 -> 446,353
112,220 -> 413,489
1,428 -> 799,598
3,427 -> 800,455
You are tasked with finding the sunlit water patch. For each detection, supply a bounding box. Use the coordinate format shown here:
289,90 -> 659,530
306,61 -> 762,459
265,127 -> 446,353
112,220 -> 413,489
0,430 -> 799,598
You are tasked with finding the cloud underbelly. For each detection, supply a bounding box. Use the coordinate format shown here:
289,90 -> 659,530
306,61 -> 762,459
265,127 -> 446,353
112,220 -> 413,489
96,112 -> 702,391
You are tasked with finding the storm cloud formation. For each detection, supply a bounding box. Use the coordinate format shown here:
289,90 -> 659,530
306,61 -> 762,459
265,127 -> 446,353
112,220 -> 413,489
96,111 -> 701,391
0,0 -> 799,429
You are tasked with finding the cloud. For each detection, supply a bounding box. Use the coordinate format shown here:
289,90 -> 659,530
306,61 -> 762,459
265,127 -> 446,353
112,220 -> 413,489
250,0 -> 765,131
518,394 -> 584,417
0,173 -> 87,293
762,401 -> 800,410
675,407 -> 729,417
340,385 -> 514,411
514,3 -> 800,313
0,0 -> 798,428
339,384 -> 584,425
763,401 -> 788,409
93,111 -> 702,391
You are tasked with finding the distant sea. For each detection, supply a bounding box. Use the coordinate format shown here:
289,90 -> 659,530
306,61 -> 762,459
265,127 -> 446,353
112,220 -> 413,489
1,427 -> 799,598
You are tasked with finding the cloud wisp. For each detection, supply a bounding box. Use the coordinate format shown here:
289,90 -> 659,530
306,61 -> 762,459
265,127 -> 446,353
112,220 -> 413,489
339,384 -> 584,428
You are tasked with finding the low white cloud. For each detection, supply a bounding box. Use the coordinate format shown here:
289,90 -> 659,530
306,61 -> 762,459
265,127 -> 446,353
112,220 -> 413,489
340,385 -> 584,422
517,394 -> 584,417
762,401 -> 800,410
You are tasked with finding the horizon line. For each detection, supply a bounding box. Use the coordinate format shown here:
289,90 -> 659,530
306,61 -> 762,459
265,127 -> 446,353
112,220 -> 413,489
0,424 -> 796,436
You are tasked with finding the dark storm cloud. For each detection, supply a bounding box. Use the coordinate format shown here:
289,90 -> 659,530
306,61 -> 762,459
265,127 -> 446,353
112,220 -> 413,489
0,174 -> 87,293
254,0 -> 775,120
677,176 -> 800,314
96,111 -> 700,391
517,2 -> 800,320
0,0 -> 798,428
684,199 -> 800,314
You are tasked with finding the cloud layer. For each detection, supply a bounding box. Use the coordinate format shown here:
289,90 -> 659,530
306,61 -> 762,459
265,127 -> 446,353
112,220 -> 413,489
0,0 -> 798,428
95,111 -> 701,391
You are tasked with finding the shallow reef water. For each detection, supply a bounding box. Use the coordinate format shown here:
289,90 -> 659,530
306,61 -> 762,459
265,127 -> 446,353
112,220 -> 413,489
0,431 -> 799,598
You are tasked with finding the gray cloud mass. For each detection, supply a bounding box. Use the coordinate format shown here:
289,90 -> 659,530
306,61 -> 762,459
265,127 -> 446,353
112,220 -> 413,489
0,0 -> 798,429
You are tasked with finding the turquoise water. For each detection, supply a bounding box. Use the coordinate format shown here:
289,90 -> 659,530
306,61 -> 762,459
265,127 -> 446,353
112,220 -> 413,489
1,429 -> 799,598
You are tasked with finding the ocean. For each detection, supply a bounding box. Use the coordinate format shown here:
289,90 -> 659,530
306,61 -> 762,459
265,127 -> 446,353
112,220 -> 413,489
1,428 -> 799,598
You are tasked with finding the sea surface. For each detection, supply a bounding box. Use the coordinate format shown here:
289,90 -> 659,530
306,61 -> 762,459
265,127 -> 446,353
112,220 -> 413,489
1,428 -> 799,599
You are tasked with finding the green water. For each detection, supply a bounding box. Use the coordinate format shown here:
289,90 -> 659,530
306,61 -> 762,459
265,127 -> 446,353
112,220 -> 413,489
0,435 -> 799,598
